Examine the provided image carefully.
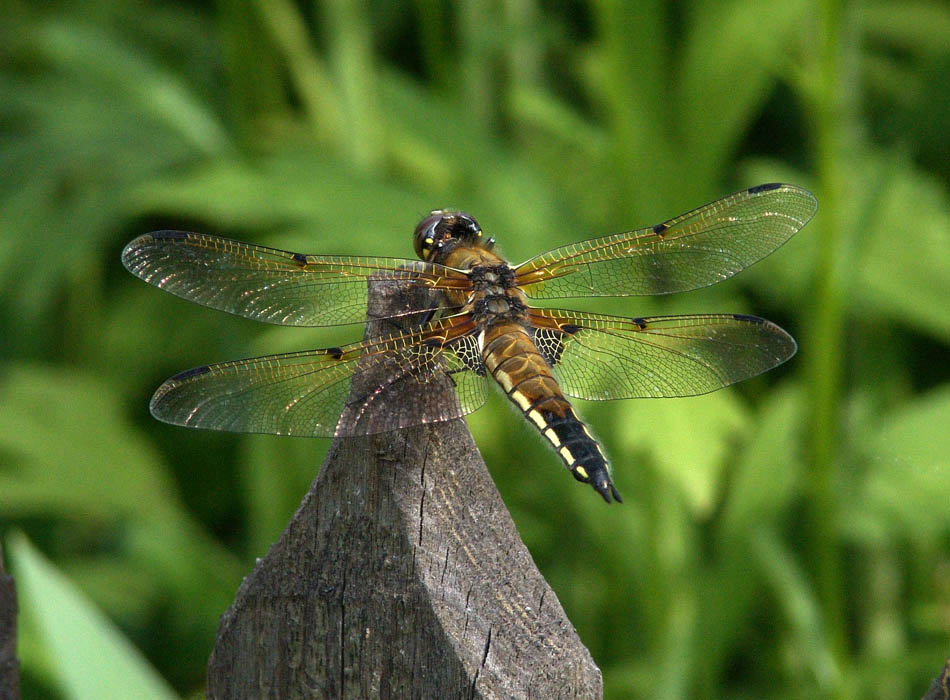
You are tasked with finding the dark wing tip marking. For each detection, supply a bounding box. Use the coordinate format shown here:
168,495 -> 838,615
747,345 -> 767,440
561,324 -> 581,335
150,230 -> 190,240
326,346 -> 344,360
292,252 -> 308,265
652,222 -> 668,235
730,314 -> 798,361
631,317 -> 648,329
169,365 -> 211,381
747,182 -> 783,194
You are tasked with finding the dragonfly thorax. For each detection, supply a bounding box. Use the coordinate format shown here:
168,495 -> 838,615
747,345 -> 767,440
468,264 -> 526,324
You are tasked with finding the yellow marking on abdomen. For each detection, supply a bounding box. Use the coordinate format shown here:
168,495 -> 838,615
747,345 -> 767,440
544,428 -> 560,447
528,410 -> 547,429
509,389 -> 532,412
496,371 -> 515,393
574,465 -> 589,479
559,446 -> 576,465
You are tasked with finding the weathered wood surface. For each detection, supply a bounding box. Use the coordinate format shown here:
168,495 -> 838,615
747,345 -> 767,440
0,544 -> 19,700
920,659 -> 950,700
206,278 -> 602,699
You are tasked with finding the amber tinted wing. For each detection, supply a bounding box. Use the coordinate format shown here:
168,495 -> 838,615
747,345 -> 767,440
149,317 -> 489,437
515,184 -> 816,298
121,231 -> 470,326
529,308 -> 796,399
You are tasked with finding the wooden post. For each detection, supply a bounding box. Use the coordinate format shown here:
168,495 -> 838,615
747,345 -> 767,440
920,659 -> 950,700
0,543 -> 19,700
206,277 -> 603,699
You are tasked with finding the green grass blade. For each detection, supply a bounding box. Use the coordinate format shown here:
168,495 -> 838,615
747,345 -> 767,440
9,533 -> 179,700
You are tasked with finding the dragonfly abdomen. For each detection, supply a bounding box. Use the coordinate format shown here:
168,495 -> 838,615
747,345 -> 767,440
541,410 -> 620,503
481,323 -> 621,503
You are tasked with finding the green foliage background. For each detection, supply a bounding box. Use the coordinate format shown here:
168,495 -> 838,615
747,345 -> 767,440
1,1 -> 949,698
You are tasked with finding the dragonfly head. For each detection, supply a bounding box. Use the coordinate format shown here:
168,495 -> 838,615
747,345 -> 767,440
414,210 -> 493,261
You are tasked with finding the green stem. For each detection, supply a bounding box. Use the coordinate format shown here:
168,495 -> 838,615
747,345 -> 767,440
803,0 -> 849,680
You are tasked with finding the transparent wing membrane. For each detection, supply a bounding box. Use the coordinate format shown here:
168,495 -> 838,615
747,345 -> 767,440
149,317 -> 490,437
515,184 -> 817,298
122,231 -> 469,326
529,309 -> 796,399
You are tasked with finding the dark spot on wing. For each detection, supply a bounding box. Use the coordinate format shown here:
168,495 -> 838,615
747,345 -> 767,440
326,347 -> 344,360
631,317 -> 647,329
422,338 -> 443,348
652,222 -> 668,235
747,183 -> 782,194
560,324 -> 581,335
171,365 -> 211,381
151,230 -> 189,240
293,252 -> 308,266
732,313 -> 763,323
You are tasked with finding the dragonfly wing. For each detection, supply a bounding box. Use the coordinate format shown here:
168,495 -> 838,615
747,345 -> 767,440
515,183 -> 817,298
122,231 -> 470,326
529,309 -> 796,399
149,318 -> 490,437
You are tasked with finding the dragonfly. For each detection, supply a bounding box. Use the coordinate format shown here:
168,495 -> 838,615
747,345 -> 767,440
122,183 -> 817,503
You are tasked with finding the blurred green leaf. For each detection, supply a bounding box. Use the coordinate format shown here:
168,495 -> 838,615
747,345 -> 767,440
679,0 -> 809,181
654,591 -> 697,700
0,363 -> 243,641
240,435 -> 326,557
721,384 -> 803,534
10,532 -> 179,700
0,364 -> 176,519
752,528 -> 841,692
614,390 -> 748,516
0,15 -> 221,322
857,163 -> 950,341
253,0 -> 343,143
743,152 -> 950,345
692,387 -> 805,687
860,1 -> 950,58
34,20 -> 230,156
509,86 -> 607,156
848,384 -> 950,540
129,151 -> 423,238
